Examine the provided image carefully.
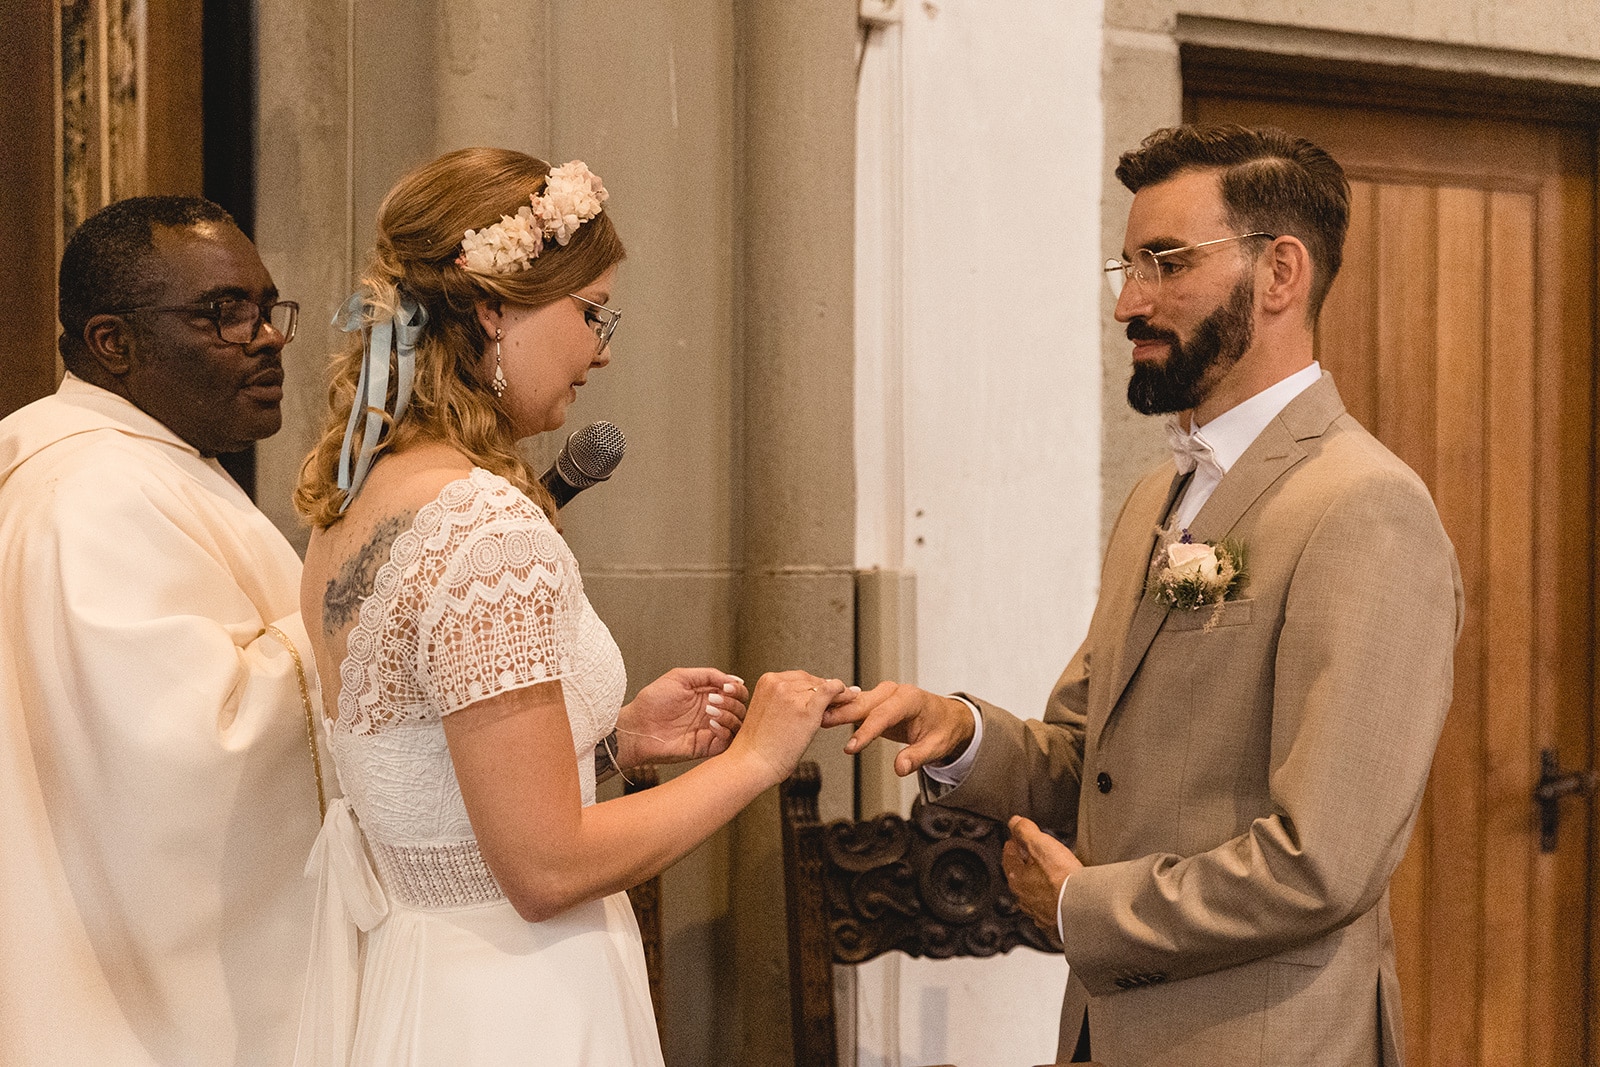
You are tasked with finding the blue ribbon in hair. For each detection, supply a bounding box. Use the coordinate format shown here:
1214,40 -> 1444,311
332,289 -> 427,511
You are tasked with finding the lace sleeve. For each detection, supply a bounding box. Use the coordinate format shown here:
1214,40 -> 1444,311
414,488 -> 580,716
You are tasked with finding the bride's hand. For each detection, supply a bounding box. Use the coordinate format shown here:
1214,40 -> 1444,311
614,667 -> 750,767
729,671 -> 850,786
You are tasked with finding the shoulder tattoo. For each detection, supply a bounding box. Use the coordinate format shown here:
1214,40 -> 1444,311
323,513 -> 412,633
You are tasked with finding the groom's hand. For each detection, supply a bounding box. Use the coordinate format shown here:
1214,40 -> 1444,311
825,682 -> 974,777
1003,816 -> 1080,948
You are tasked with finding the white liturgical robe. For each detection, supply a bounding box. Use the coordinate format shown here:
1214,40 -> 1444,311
0,376 -> 323,1065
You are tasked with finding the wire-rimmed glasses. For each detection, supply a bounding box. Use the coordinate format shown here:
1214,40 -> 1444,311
108,298 -> 299,344
1104,232 -> 1275,299
570,293 -> 621,352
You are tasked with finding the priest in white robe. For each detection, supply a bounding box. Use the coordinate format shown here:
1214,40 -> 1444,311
0,196 -> 322,1065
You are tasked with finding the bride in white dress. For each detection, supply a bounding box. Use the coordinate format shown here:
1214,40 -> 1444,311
290,148 -> 847,1065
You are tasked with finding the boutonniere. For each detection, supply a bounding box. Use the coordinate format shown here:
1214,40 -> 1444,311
1148,527 -> 1248,623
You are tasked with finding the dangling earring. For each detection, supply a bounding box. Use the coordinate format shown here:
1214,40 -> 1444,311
491,327 -> 507,398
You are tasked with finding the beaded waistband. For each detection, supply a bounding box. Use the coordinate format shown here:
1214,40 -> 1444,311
369,838 -> 506,909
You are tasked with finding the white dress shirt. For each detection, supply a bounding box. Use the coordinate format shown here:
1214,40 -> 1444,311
1166,362 -> 1323,531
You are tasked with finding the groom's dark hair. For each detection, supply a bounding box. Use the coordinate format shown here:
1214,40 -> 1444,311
1116,124 -> 1350,322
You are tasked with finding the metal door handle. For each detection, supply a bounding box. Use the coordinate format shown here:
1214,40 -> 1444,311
1535,748 -> 1596,853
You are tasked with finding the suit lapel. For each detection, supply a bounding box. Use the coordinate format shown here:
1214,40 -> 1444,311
1088,468 -> 1188,754
1188,374 -> 1347,544
1091,374 -> 1347,750
1183,420 -> 1305,546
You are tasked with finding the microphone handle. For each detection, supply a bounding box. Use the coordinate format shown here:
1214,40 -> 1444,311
540,466 -> 584,509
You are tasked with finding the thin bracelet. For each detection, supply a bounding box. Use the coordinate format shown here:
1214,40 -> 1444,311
594,731 -> 617,782
601,728 -> 635,786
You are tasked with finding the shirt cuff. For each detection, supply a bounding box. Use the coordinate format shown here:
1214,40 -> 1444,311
921,696 -> 983,786
1056,872 -> 1070,946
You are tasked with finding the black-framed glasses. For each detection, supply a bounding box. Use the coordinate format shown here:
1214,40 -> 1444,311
1104,232 -> 1275,299
108,298 -> 299,345
569,293 -> 621,352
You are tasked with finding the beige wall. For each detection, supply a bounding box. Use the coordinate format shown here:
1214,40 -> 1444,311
1097,0 -> 1600,542
255,2 -> 855,1064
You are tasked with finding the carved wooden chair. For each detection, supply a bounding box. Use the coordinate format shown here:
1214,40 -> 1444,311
780,760 -> 1069,1067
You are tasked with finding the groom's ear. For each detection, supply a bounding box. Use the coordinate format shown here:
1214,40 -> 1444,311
1257,236 -> 1312,320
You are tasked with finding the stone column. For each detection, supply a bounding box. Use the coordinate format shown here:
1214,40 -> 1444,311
254,0 -> 552,549
254,0 -> 354,548
731,2 -> 858,1063
431,4 -> 549,158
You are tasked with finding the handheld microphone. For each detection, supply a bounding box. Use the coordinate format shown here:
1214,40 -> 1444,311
540,421 -> 626,508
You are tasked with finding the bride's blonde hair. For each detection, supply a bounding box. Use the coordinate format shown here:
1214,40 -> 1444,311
295,147 -> 626,528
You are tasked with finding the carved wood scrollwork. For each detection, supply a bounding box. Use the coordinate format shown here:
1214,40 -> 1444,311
826,795 -> 1058,963
58,0 -> 145,244
781,760 -> 1059,976
781,761 -> 1062,1067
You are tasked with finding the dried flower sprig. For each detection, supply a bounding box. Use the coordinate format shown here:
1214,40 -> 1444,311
455,161 -> 609,275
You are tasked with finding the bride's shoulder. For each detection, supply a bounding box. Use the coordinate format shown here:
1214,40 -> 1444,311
341,446 -> 555,554
354,445 -> 529,518
362,442 -> 478,508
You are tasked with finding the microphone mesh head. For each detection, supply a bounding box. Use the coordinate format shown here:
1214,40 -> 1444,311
556,421 -> 627,487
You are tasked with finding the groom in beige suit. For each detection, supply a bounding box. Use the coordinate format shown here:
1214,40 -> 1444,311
831,125 -> 1462,1066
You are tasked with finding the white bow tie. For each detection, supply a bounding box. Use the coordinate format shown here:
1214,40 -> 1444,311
1165,417 -> 1219,478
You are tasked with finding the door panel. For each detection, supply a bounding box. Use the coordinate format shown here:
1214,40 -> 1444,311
1426,181 -> 1488,1067
1187,92 -> 1596,1066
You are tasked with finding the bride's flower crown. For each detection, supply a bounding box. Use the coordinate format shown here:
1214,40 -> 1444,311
455,160 -> 609,275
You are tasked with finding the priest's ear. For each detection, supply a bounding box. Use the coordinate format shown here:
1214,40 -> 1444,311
73,313 -> 136,377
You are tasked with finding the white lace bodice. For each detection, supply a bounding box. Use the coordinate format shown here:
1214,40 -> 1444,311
327,467 -> 626,907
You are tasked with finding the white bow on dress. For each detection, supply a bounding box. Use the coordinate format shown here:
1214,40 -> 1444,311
293,797 -> 389,1066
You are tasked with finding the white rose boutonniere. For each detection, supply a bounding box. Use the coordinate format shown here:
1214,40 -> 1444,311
1148,528 -> 1248,624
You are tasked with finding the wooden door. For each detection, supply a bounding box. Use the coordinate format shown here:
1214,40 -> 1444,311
1186,93 -> 1597,1065
1,1 -> 65,421
0,0 -> 204,423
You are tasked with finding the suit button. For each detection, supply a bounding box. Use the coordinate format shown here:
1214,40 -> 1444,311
1148,973 -> 1166,984
1096,772 -> 1113,793
1114,977 -> 1133,990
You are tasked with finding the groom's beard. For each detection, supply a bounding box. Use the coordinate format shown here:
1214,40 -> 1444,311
1126,276 -> 1255,416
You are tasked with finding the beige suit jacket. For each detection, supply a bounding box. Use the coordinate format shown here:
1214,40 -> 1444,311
940,374 -> 1463,1066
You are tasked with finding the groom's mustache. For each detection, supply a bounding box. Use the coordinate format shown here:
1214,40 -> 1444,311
1126,318 -> 1180,346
